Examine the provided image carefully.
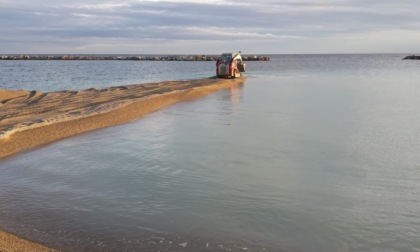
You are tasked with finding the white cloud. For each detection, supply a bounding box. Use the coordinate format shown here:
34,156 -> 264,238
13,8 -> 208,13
134,0 -> 225,3
72,13 -> 95,18
184,26 -> 303,40
1,0 -> 420,53
74,3 -> 130,10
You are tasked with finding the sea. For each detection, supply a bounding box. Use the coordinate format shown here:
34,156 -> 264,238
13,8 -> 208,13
1,54 -> 420,251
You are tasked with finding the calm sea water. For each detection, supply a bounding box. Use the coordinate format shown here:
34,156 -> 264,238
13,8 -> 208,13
1,55 -> 420,251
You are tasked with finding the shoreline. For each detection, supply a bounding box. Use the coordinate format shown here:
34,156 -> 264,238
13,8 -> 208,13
0,230 -> 57,252
0,77 -> 245,159
0,77 -> 245,250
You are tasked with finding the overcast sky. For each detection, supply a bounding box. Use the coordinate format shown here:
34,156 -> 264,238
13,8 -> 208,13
1,0 -> 419,54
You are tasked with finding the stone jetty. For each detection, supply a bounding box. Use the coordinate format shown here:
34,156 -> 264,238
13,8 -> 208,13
0,55 -> 270,61
403,55 -> 420,60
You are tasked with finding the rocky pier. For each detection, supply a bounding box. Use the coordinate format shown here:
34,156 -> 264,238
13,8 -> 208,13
0,55 -> 270,61
403,55 -> 420,60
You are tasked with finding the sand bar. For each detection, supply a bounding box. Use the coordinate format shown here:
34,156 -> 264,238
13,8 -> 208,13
0,230 -> 57,252
0,77 -> 244,250
0,77 -> 245,158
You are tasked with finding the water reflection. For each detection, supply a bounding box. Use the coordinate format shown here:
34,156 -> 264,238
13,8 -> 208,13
229,83 -> 244,103
2,56 -> 420,251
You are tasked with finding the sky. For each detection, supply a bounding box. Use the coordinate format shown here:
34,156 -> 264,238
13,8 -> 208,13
1,0 -> 419,54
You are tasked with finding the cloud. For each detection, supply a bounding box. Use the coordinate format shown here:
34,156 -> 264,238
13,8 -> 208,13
73,3 -> 130,10
1,0 -> 420,53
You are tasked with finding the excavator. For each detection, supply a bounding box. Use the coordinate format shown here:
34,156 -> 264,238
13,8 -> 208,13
216,51 -> 246,78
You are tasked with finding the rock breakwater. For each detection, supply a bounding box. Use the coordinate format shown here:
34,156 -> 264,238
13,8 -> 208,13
403,55 -> 420,60
0,55 -> 270,61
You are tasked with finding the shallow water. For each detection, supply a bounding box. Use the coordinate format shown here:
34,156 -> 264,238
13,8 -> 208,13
1,55 -> 420,251
0,59 -> 216,91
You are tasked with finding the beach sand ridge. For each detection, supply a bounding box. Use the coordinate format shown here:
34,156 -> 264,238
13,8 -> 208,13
0,77 -> 245,158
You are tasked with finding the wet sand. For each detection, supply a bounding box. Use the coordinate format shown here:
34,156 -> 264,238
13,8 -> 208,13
0,230 -> 57,252
0,77 -> 245,159
0,77 -> 244,250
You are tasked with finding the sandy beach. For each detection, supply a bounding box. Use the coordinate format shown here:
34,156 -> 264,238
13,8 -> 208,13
0,77 -> 245,159
0,230 -> 57,252
0,77 -> 244,250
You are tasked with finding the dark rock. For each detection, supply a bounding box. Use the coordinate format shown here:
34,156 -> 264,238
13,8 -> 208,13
403,55 -> 420,60
0,54 -> 270,61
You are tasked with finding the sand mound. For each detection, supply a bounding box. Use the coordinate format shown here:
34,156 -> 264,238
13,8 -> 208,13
0,90 -> 39,102
0,77 -> 245,158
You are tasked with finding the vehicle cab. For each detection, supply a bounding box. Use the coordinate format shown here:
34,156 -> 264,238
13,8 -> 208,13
216,52 -> 246,78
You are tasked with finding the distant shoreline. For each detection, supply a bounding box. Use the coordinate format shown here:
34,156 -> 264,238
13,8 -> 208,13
0,55 -> 270,61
